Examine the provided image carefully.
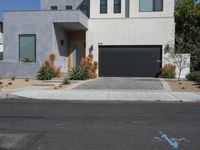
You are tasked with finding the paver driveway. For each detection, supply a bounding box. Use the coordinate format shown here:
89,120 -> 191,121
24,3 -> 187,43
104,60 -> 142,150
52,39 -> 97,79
74,77 -> 165,90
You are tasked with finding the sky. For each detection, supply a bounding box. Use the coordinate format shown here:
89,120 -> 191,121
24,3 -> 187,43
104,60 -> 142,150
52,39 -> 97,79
0,0 -> 40,20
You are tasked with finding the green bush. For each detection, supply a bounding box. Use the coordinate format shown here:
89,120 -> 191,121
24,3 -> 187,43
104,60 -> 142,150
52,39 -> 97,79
69,67 -> 88,80
161,64 -> 176,79
196,76 -> 200,82
63,78 -> 70,85
37,67 -> 55,80
161,70 -> 176,79
186,71 -> 200,81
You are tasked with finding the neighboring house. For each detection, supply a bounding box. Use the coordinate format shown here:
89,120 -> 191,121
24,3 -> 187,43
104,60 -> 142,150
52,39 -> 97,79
0,21 -> 3,61
0,0 -> 183,78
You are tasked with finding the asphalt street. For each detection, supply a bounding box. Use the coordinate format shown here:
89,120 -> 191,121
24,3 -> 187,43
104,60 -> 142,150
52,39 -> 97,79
0,99 -> 199,150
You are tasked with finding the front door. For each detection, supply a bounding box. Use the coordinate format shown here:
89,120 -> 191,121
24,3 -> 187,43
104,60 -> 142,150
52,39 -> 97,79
68,31 -> 85,71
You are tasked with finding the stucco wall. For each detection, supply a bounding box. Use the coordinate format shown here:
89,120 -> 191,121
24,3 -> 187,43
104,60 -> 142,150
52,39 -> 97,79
0,62 -> 40,78
41,0 -> 83,10
163,53 -> 190,78
3,10 -> 87,73
86,17 -> 177,76
86,17 -> 175,60
53,24 -> 68,72
90,0 -> 126,18
90,0 -> 174,19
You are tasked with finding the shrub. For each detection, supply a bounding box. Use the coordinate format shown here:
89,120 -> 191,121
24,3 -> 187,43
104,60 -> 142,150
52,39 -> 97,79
161,64 -> 176,79
37,67 -> 55,80
69,67 -> 88,80
54,66 -> 61,78
44,59 -> 53,68
80,53 -> 98,79
63,78 -> 70,85
38,53 -> 62,79
49,53 -> 56,63
186,71 -> 200,81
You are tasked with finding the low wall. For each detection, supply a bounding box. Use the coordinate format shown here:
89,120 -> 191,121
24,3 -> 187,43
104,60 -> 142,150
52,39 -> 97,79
0,62 -> 40,78
163,53 -> 191,79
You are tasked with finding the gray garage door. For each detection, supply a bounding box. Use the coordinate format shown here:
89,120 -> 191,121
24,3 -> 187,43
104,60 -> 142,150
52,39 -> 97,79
99,46 -> 162,77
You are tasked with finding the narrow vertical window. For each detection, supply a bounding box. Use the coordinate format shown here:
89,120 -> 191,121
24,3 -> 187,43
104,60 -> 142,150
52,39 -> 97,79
19,35 -> 36,62
66,5 -> 73,10
51,6 -> 58,10
114,0 -> 121,13
154,0 -> 163,11
100,0 -> 107,14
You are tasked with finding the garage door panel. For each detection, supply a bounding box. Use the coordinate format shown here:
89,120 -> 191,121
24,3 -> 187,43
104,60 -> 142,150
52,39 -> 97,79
99,46 -> 162,77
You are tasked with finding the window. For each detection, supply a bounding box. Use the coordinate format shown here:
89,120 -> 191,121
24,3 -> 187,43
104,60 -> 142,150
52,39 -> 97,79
51,6 -> 58,10
78,0 -> 90,17
100,0 -> 107,14
139,0 -> 163,12
114,0 -> 121,13
66,5 -> 73,10
19,35 -> 36,62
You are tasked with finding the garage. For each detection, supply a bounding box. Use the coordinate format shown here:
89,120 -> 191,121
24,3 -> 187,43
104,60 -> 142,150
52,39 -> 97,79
99,46 -> 162,77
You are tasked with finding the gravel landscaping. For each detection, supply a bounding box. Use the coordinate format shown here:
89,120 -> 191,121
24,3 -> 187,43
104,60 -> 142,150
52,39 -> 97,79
166,79 -> 200,92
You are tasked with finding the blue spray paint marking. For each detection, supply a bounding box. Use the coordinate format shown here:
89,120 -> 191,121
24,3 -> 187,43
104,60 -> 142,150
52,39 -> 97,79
159,131 -> 179,149
152,131 -> 189,149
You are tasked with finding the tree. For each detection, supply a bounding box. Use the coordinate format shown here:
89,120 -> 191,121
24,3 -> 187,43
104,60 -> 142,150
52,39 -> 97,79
175,0 -> 200,71
165,36 -> 190,81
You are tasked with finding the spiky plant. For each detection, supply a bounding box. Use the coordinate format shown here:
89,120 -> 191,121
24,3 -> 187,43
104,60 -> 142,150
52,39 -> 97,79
37,67 -> 55,80
69,67 -> 88,80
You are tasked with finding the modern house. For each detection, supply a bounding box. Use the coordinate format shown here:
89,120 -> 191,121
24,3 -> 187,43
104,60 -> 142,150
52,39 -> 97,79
0,0 -> 181,78
0,21 -> 3,61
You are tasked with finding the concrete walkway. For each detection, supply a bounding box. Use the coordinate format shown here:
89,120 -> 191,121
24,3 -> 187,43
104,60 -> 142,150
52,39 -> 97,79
5,89 -> 200,102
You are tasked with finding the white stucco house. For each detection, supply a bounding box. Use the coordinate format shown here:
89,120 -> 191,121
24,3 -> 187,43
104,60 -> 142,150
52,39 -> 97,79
0,0 -> 189,78
0,21 -> 3,61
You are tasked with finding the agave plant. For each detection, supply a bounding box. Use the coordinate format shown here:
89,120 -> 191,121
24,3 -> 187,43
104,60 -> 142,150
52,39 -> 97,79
69,67 -> 88,80
37,67 -> 55,80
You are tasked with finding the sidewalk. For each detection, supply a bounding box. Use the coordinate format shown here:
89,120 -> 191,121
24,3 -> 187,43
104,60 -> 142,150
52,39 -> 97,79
2,89 -> 200,102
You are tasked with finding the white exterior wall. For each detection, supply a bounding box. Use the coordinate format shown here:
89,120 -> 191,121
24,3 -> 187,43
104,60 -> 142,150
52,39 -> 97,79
87,0 -> 175,72
86,18 -> 175,62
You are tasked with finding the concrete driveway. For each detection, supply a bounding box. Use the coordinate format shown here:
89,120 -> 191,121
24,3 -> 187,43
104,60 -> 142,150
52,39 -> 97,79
74,77 -> 166,90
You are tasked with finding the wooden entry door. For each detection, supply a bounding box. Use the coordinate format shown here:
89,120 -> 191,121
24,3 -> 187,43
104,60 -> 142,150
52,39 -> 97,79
68,31 -> 86,71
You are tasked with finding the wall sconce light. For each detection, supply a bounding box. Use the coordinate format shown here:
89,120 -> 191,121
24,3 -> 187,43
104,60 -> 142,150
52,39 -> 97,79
89,45 -> 93,53
60,40 -> 64,46
164,44 -> 170,54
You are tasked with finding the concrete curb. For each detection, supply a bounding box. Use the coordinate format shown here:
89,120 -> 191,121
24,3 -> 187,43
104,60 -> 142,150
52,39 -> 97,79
5,90 -> 200,103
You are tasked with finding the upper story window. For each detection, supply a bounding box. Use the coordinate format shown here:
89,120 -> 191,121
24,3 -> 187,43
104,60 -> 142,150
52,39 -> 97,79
139,0 -> 163,12
100,0 -> 107,14
114,0 -> 121,13
51,6 -> 58,10
66,5 -> 73,10
78,0 -> 90,17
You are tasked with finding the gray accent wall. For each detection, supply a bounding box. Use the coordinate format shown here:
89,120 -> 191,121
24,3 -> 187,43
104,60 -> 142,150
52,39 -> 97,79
0,62 -> 40,78
53,24 -> 68,72
1,10 -> 88,78
41,0 -> 84,10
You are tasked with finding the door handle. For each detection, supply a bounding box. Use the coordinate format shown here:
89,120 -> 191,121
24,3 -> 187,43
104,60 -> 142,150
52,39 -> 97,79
156,60 -> 162,63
